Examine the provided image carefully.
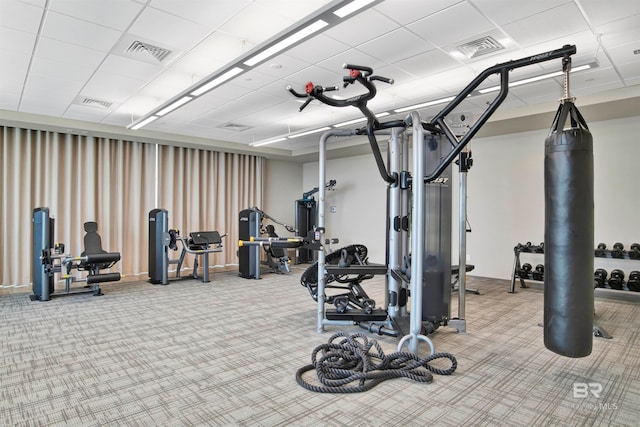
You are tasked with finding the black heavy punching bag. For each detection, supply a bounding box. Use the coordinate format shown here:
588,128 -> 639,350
544,100 -> 594,357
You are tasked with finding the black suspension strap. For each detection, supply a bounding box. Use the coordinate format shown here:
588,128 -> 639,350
295,333 -> 457,393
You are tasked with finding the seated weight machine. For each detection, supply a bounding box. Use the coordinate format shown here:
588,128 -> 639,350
294,180 -> 336,264
31,207 -> 121,301
288,44 -> 578,354
148,208 -> 225,285
238,207 -> 318,279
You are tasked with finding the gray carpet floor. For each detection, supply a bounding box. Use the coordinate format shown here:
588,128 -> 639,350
1,268 -> 638,426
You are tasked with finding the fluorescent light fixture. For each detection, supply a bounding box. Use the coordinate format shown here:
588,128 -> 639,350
128,115 -> 159,130
394,96 -> 456,113
288,126 -> 332,138
334,111 -> 389,127
250,137 -> 287,147
191,67 -> 244,96
333,0 -> 377,18
478,63 -> 593,94
156,96 -> 193,116
244,20 -> 328,67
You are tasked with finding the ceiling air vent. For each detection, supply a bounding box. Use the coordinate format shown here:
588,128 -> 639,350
219,123 -> 251,132
126,40 -> 172,63
457,36 -> 505,59
74,96 -> 112,109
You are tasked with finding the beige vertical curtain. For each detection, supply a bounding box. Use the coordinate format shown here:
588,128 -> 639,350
1,126 -> 264,286
157,145 -> 264,267
0,126 -> 156,286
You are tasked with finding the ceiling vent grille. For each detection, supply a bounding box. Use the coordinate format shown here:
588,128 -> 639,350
457,36 -> 505,59
126,40 -> 172,63
74,96 -> 112,109
219,123 -> 251,132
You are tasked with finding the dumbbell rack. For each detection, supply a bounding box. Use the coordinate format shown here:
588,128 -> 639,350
509,243 -> 544,293
510,242 -> 640,294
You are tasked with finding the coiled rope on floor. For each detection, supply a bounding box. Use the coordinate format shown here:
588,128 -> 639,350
295,332 -> 457,393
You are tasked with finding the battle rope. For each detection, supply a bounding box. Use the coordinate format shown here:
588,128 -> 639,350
295,333 -> 457,393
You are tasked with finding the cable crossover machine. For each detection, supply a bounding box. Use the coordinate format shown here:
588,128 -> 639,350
288,44 -> 590,356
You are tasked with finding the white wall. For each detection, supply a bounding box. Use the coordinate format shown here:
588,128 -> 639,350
299,115 -> 640,279
263,159 -> 303,229
303,154 -> 388,263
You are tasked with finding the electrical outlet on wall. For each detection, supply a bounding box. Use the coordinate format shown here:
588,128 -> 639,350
466,254 -> 471,262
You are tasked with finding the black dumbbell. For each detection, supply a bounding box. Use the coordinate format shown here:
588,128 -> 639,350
594,268 -> 608,288
519,263 -> 532,277
524,241 -> 533,252
532,264 -> 544,280
595,243 -> 607,257
334,296 -> 349,313
628,243 -> 640,260
628,271 -> 640,292
608,269 -> 625,290
611,242 -> 625,259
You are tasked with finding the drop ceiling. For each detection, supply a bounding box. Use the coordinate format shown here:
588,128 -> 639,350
1,0 -> 639,158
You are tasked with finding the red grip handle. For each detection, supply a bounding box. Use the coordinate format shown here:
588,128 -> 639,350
305,82 -> 314,94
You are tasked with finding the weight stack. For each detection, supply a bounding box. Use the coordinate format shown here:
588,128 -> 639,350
543,101 -> 594,358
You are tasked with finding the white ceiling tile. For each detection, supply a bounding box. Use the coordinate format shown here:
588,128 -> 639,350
63,104 -> 113,122
114,95 -> 162,117
0,91 -> 20,110
286,34 -> 350,64
0,50 -> 31,90
374,0 -> 461,26
42,11 -> 122,52
136,68 -> 200,100
0,26 -> 37,54
19,0 -> 46,7
357,28 -> 434,64
255,0 -> 333,21
148,0 -> 250,27
420,66 -> 479,93
579,0 -> 640,27
316,48 -> 386,75
128,7 -> 210,51
605,42 -> 640,66
22,73 -> 83,104
324,9 -> 398,48
171,32 -> 249,78
508,79 -> 563,104
393,48 -> 460,78
82,71 -> 145,103
216,1 -> 293,44
98,54 -> 163,81
597,14 -> 640,49
48,0 -> 144,31
19,99 -> 67,116
617,61 -> 640,85
373,64 -> 417,86
502,3 -> 589,48
35,37 -> 106,68
407,2 -> 495,47
30,56 -> 95,83
232,69 -> 280,92
0,0 -> 43,33
471,0 -> 572,26
252,54 -> 311,79
568,67 -> 623,91
284,65 -> 343,89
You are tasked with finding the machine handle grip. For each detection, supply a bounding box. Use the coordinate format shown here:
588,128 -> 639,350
343,63 -> 373,76
370,75 -> 394,84
286,85 -> 307,98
